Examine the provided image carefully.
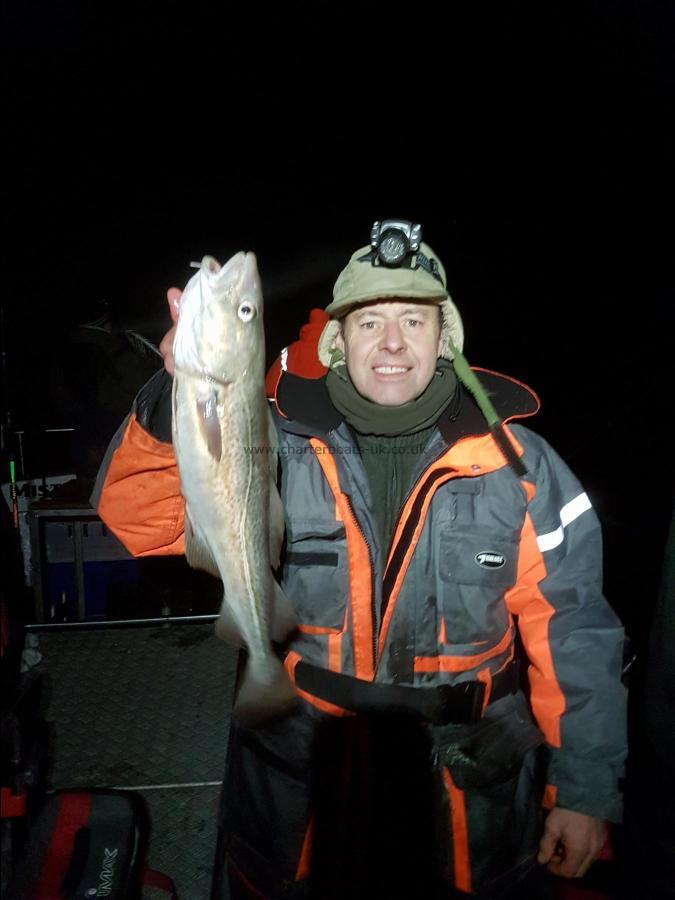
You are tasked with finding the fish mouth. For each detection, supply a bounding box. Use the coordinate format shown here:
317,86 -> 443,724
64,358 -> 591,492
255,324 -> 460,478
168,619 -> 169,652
215,251 -> 258,290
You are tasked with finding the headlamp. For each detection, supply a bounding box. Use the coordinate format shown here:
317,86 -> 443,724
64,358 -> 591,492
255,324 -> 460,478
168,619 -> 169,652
370,219 -> 422,267
358,219 -> 444,285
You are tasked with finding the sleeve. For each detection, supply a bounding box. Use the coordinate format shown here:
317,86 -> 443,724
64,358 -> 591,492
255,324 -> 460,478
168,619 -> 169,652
505,425 -> 627,823
91,370 -> 186,557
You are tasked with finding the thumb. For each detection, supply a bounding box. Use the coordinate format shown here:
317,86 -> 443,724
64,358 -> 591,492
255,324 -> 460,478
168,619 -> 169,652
537,821 -> 561,864
166,287 -> 183,324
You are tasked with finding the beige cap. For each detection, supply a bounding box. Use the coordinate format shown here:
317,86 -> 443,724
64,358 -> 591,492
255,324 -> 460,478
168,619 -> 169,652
326,242 -> 448,314
318,241 -> 464,367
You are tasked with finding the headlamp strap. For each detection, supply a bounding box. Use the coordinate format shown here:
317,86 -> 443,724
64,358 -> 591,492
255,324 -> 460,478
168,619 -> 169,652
356,249 -> 444,285
415,251 -> 444,284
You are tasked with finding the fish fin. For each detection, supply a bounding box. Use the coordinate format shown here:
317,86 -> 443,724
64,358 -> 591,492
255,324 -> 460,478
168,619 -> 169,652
233,653 -> 297,727
197,391 -> 222,461
270,580 -> 298,642
214,598 -> 246,647
268,480 -> 285,569
184,507 -> 221,579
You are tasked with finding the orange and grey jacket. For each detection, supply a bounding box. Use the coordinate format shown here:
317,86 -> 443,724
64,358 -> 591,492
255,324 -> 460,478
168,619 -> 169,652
93,322 -> 626,894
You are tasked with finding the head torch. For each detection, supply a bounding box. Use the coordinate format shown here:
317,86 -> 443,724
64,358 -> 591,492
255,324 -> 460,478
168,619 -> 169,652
370,219 -> 422,266
363,219 -> 444,284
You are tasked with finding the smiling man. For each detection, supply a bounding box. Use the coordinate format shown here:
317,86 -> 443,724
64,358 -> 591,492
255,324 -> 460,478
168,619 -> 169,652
94,220 -> 627,899
335,300 -> 443,405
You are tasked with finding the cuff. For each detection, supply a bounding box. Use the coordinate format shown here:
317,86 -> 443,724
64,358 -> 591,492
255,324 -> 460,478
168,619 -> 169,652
547,747 -> 624,823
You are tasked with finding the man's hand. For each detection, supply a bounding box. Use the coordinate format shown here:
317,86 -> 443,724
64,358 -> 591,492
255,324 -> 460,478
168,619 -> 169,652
537,807 -> 608,878
159,287 -> 183,375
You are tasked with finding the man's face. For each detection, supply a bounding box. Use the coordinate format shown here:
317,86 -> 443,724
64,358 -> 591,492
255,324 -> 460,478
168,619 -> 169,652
335,299 -> 443,406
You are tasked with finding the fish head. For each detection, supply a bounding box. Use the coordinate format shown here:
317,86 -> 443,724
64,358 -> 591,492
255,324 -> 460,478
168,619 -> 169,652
173,251 -> 264,384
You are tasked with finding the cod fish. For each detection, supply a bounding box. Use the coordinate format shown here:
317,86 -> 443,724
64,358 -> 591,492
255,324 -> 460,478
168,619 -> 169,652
172,251 -> 298,726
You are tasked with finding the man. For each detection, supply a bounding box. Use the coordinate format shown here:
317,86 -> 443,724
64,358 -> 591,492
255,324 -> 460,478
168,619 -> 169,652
93,220 -> 626,899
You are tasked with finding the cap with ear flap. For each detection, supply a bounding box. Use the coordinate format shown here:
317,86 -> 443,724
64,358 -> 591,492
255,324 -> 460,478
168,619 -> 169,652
316,221 -> 527,477
318,240 -> 464,369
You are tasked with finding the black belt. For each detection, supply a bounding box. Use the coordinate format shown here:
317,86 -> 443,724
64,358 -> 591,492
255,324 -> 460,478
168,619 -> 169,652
295,660 -> 520,725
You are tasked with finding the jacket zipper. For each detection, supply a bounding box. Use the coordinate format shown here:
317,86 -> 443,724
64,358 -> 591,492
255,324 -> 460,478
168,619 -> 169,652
384,444 -> 454,567
338,435 -> 453,675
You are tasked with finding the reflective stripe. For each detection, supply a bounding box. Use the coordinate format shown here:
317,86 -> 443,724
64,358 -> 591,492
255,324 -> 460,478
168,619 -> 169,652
536,492 -> 592,552
280,346 -> 289,372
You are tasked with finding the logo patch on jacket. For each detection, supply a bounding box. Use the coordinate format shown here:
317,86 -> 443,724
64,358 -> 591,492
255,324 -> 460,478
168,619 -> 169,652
475,551 -> 506,569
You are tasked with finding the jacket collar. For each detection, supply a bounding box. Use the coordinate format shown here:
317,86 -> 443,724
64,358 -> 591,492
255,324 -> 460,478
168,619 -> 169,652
273,367 -> 540,443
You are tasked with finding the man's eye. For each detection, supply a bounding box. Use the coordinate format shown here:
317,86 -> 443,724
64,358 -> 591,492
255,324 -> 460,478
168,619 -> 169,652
405,318 -> 422,327
361,321 -> 377,329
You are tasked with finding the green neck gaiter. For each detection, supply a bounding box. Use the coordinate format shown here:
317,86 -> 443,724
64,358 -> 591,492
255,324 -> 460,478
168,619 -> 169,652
326,359 -> 457,546
325,358 -> 457,436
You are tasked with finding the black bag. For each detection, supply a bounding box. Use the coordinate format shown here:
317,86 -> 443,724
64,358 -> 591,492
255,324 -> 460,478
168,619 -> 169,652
6,788 -> 176,899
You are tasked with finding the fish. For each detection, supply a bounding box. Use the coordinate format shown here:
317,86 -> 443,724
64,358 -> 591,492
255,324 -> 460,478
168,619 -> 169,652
171,251 -> 298,727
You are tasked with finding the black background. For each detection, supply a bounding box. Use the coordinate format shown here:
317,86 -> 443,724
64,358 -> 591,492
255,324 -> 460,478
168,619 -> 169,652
2,1 -> 674,640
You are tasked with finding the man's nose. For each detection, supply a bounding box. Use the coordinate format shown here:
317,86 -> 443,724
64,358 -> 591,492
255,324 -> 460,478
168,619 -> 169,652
379,321 -> 405,352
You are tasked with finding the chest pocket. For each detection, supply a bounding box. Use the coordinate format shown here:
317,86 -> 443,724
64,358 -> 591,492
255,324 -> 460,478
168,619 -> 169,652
436,476 -> 482,523
437,527 -> 519,645
282,517 -> 347,631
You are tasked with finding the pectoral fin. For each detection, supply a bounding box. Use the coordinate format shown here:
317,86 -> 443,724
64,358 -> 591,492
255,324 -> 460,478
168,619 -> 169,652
197,391 -> 222,461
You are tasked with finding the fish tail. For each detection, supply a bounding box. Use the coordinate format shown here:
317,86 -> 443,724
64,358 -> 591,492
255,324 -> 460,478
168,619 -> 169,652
233,653 -> 297,728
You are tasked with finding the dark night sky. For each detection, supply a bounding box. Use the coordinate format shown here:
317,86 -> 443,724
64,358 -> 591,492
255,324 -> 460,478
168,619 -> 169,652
2,2 -> 674,637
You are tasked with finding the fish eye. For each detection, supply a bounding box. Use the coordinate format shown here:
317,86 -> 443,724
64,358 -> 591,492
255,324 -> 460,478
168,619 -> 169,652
238,302 -> 256,322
